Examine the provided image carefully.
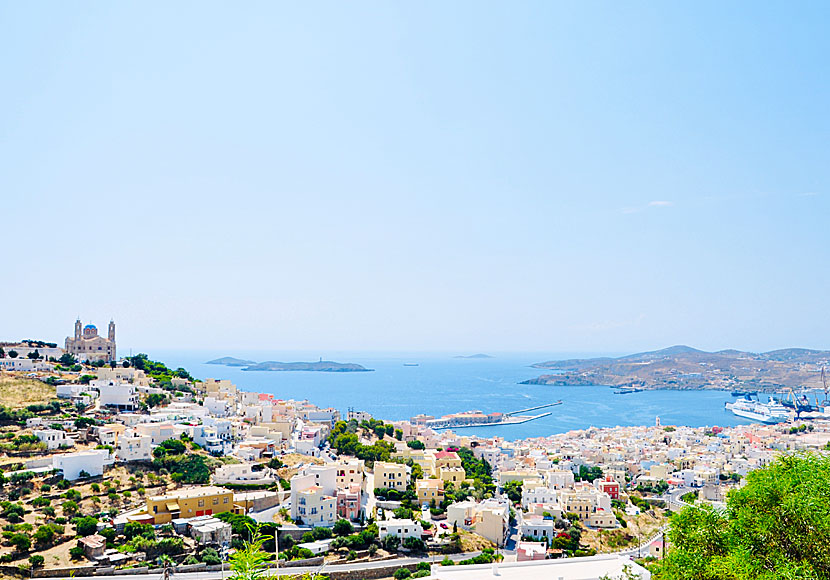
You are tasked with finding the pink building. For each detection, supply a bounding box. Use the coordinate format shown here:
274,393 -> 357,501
337,483 -> 362,521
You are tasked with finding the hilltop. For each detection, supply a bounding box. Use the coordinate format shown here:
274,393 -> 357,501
522,345 -> 830,391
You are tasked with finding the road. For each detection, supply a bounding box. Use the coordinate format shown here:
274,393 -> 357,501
70,551 -> 484,580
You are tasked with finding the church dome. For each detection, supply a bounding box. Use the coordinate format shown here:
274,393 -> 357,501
84,324 -> 97,330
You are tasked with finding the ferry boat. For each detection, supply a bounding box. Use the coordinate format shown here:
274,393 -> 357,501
725,398 -> 790,424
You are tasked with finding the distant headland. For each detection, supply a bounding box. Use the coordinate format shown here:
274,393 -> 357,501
521,345 -> 830,391
454,353 -> 494,359
205,357 -> 256,367
206,357 -> 372,372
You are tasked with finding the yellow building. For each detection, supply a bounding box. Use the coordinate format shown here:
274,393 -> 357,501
416,479 -> 444,506
438,466 -> 466,485
144,486 -> 236,524
373,462 -> 411,492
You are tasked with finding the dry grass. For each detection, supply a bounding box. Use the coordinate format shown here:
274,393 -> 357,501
276,453 -> 323,480
582,508 -> 669,553
458,530 -> 496,552
0,374 -> 56,408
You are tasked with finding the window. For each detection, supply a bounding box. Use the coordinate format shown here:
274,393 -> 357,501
198,499 -> 205,507
213,498 -> 219,505
224,497 -> 229,503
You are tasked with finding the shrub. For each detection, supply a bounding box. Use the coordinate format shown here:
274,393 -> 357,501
393,568 -> 412,579
28,555 -> 44,568
69,546 -> 85,560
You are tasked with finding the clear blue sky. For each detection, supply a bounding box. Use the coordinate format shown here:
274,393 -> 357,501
2,2 -> 829,353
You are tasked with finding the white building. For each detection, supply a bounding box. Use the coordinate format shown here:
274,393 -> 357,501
290,464 -> 337,523
213,463 -> 275,486
518,514 -> 556,542
33,429 -> 73,451
53,449 -> 111,480
93,380 -> 138,411
116,433 -> 153,462
378,518 -> 423,540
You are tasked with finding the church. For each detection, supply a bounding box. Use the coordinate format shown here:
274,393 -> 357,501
65,319 -> 116,362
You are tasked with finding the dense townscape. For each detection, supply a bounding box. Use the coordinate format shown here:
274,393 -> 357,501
0,323 -> 828,580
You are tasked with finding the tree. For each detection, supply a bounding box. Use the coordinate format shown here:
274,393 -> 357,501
58,353 -> 76,366
62,500 -> 79,516
124,521 -> 155,541
655,453 -> 830,580
10,533 -> 30,552
502,480 -> 523,503
8,350 -> 18,359
76,516 -> 99,537
26,350 -> 40,360
333,519 -> 354,536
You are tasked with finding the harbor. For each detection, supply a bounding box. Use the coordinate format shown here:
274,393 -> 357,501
423,401 -> 563,430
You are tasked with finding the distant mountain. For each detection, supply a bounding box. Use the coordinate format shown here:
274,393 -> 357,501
205,357 -> 257,366
242,361 -> 372,372
454,354 -> 494,359
525,346 -> 830,391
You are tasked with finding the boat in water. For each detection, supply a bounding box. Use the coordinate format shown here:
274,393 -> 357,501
614,386 -> 644,394
725,398 -> 790,424
403,363 -> 419,367
731,390 -> 757,397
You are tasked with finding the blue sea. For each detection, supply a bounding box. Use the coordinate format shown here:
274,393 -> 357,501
150,350 -> 755,440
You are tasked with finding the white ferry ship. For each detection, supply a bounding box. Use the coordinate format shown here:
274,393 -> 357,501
725,398 -> 790,424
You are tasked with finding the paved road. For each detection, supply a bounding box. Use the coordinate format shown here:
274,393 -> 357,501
60,551 -> 483,580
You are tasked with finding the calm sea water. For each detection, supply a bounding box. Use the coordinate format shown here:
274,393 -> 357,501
150,350 -> 754,440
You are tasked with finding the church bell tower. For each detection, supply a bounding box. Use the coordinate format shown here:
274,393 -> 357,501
74,318 -> 82,340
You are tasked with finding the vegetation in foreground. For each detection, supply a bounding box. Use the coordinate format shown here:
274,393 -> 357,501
654,453 -> 830,579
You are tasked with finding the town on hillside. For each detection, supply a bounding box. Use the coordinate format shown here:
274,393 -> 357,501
0,321 -> 828,580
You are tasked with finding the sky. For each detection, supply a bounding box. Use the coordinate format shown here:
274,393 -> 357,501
1,2 -> 829,354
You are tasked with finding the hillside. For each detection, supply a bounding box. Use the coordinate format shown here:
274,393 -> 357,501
523,346 -> 830,391
0,376 -> 57,408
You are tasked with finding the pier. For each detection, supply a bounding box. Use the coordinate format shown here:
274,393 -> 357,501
505,401 -> 563,416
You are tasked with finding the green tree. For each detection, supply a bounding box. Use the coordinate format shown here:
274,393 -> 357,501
333,519 -> 354,536
8,351 -> 18,359
76,516 -> 99,537
10,533 -> 30,552
28,555 -> 44,568
655,453 -> 830,579
502,480 -> 523,503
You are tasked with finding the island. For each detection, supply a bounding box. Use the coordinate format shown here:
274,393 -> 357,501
205,357 -> 257,366
521,345 -> 830,391
242,360 -> 373,372
454,353 -> 494,359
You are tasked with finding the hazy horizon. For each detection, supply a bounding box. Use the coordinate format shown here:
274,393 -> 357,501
3,2 -> 829,354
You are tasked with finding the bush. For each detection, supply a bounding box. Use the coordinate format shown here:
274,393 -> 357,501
75,516 -> 99,537
393,568 -> 412,580
311,526 -> 332,540
28,555 -> 44,568
10,533 -> 31,552
69,546 -> 85,560
333,519 -> 354,536
199,547 -> 221,565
